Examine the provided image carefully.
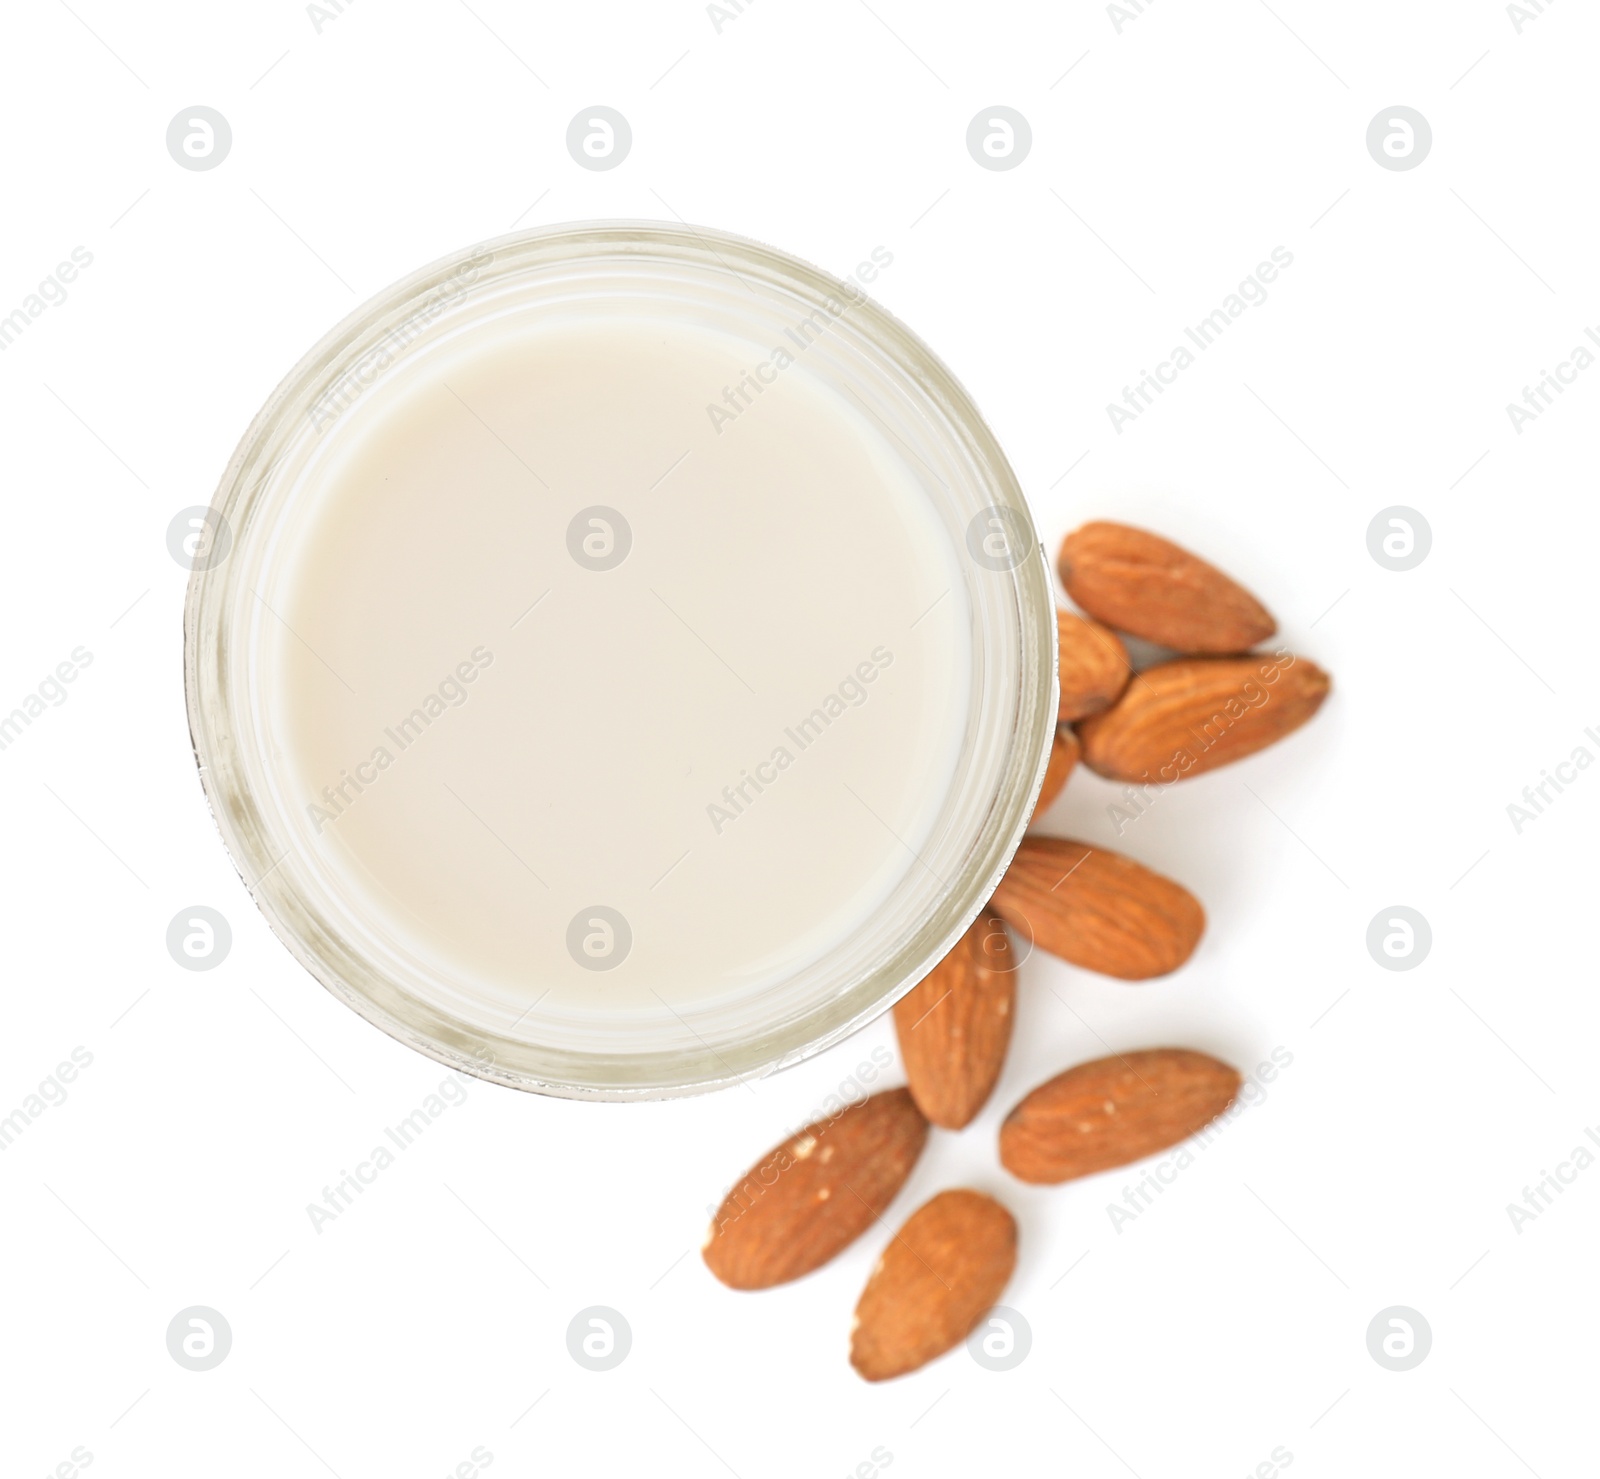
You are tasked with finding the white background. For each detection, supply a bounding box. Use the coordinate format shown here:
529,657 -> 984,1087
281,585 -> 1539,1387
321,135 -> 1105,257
3,1 -> 1597,1475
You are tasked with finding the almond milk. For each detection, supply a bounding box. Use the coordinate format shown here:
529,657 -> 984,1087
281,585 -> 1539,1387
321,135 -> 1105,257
269,309 -> 971,1018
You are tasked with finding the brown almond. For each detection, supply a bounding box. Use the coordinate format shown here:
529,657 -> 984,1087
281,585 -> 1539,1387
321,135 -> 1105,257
1058,521 -> 1276,652
1034,726 -> 1080,815
989,836 -> 1203,980
893,911 -> 1016,1130
1078,654 -> 1330,782
1057,609 -> 1130,722
1000,1048 -> 1241,1184
849,1189 -> 1018,1381
703,1089 -> 928,1290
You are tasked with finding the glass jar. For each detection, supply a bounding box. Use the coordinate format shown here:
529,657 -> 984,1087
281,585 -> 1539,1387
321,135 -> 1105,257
184,221 -> 1056,1099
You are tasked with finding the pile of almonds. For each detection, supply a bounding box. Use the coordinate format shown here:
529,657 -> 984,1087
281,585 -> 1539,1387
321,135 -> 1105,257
702,521 -> 1331,1381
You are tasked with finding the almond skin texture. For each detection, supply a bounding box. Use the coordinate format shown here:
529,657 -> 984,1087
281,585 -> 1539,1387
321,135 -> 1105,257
703,1089 -> 928,1290
989,836 -> 1203,980
850,1189 -> 1018,1381
1078,653 -> 1331,783
1000,1048 -> 1241,1184
1058,522 -> 1276,653
1057,609 -> 1130,722
893,911 -> 1017,1129
1034,726 -> 1080,814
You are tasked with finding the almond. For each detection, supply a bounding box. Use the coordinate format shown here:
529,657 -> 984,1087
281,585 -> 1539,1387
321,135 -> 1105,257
989,836 -> 1203,980
849,1189 -> 1017,1381
893,911 -> 1016,1130
1000,1048 -> 1241,1183
1034,726 -> 1080,814
1057,609 -> 1130,722
1078,654 -> 1330,782
1058,521 -> 1276,653
703,1089 -> 928,1290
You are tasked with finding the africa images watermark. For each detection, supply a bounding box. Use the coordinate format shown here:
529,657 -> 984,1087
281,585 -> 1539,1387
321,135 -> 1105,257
1505,724 -> 1600,834
1107,0 -> 1160,34
0,1047 -> 94,1152
703,1044 -> 895,1228
1507,0 -> 1560,34
1105,649 -> 1298,835
0,646 -> 95,755
706,0 -> 757,32
0,246 -> 94,352
704,247 -> 893,434
306,0 -> 359,33
1106,1047 -> 1293,1231
1505,1120 -> 1600,1233
1105,247 -> 1294,433
306,1065 -> 481,1233
306,646 -> 494,833
705,645 -> 894,835
1503,322 -> 1600,434
308,246 -> 493,431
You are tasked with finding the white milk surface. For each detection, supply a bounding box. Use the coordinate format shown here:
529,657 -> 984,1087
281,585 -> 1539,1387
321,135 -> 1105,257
272,311 -> 970,1016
